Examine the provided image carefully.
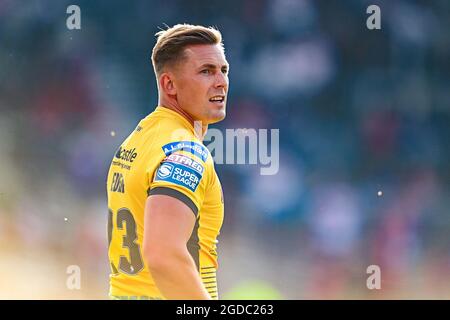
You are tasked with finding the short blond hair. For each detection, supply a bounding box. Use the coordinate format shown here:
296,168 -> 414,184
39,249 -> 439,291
151,24 -> 223,77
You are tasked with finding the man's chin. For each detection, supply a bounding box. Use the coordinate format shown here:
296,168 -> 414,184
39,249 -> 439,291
208,110 -> 226,124
200,108 -> 226,125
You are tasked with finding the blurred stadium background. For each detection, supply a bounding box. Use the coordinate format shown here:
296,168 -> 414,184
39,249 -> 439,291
0,0 -> 449,299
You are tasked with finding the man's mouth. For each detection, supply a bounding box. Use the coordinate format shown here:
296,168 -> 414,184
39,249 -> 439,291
209,95 -> 225,103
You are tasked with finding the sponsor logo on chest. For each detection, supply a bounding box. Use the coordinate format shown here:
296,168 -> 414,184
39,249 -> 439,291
165,154 -> 204,175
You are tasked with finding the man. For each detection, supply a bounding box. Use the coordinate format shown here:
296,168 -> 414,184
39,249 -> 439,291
106,24 -> 228,300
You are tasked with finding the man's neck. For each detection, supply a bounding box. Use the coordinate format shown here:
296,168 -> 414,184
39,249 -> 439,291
158,100 -> 208,141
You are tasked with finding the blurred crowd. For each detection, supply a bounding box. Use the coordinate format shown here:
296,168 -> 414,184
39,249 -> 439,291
0,0 -> 449,299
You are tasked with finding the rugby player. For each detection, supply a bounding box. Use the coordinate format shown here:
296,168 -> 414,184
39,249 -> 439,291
106,24 -> 228,300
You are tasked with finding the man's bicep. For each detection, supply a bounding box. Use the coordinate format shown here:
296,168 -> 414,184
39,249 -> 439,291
144,192 -> 197,251
148,187 -> 199,217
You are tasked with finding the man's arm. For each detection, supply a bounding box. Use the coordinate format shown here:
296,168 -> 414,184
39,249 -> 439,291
142,193 -> 211,300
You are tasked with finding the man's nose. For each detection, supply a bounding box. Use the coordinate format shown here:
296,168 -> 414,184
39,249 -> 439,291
214,72 -> 228,89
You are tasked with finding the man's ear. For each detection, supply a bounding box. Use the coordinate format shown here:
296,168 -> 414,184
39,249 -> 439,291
159,72 -> 177,96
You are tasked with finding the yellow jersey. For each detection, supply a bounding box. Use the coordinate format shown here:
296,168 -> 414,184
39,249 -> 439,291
106,106 -> 224,300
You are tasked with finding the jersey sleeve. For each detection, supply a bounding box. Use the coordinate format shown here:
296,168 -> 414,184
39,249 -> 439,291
147,141 -> 211,217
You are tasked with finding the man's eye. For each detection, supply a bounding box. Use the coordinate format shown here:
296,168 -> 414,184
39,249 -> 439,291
201,69 -> 211,74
